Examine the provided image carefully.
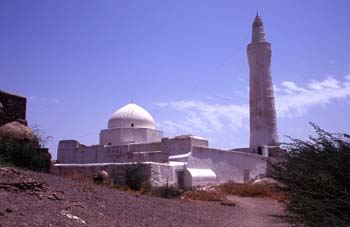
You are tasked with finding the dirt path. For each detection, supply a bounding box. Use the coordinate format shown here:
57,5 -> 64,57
223,195 -> 290,227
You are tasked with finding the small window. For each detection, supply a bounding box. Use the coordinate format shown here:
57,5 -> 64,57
131,123 -> 134,127
257,147 -> 262,155
107,142 -> 112,145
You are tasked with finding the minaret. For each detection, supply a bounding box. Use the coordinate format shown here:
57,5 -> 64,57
247,14 -> 279,153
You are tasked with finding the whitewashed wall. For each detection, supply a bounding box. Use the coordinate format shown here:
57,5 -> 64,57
187,147 -> 267,183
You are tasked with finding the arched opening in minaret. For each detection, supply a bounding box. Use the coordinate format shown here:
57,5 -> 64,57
131,123 -> 134,127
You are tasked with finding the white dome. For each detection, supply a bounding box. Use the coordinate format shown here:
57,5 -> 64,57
108,103 -> 155,129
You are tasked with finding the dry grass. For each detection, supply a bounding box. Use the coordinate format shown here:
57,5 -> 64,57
218,181 -> 287,201
67,170 -> 93,183
63,171 -> 286,202
63,170 -> 95,192
181,189 -> 224,201
180,188 -> 236,206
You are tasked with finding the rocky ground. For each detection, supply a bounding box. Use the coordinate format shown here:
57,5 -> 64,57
0,167 -> 289,227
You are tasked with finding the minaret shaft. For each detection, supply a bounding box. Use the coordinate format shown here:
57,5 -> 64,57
247,15 -> 279,153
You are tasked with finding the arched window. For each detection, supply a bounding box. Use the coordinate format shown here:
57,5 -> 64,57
131,123 -> 134,127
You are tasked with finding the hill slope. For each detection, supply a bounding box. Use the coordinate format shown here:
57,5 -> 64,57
0,167 -> 288,227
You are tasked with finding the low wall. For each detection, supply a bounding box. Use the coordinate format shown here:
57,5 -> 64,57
187,147 -> 268,183
51,162 -> 185,187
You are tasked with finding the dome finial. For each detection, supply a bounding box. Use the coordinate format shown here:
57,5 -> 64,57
256,10 -> 259,17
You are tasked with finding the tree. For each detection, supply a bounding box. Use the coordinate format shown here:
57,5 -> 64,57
272,123 -> 350,227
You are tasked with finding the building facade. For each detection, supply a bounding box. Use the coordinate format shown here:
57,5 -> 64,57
54,15 -> 282,189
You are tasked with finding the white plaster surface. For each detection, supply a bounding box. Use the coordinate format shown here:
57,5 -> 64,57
108,103 -> 156,129
184,168 -> 217,189
247,15 -> 279,153
99,127 -> 163,146
161,136 -> 208,156
187,147 -> 267,183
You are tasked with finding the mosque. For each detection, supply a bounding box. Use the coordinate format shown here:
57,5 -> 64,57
54,14 -> 283,189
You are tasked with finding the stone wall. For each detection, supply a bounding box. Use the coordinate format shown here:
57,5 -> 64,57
0,90 -> 27,126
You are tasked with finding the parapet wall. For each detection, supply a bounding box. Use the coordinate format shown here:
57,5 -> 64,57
161,136 -> 208,156
57,135 -> 210,164
57,140 -> 168,164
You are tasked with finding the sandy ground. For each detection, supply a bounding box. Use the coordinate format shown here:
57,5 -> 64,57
225,196 -> 289,227
0,167 -> 289,227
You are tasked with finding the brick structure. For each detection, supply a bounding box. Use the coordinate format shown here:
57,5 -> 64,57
0,90 -> 27,126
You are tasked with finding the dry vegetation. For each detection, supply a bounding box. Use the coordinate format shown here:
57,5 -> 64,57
181,188 -> 224,201
63,169 -> 286,203
218,181 -> 287,201
271,125 -> 350,227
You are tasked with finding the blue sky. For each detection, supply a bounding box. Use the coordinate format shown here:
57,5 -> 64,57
1,0 -> 350,159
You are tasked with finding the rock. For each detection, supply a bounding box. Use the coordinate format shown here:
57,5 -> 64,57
220,199 -> 236,207
93,170 -> 109,184
48,193 -> 61,201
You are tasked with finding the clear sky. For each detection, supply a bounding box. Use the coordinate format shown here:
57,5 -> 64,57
1,0 -> 350,159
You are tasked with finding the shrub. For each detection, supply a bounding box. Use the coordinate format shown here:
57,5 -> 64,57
147,183 -> 183,199
0,137 -> 51,172
125,164 -> 150,191
271,124 -> 350,227
107,164 -> 151,191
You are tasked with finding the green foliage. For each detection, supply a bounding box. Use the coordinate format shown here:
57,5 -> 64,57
272,123 -> 350,227
0,137 -> 51,172
124,164 -> 151,191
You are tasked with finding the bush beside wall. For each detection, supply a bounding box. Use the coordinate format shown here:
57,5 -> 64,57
0,137 -> 51,172
272,124 -> 350,227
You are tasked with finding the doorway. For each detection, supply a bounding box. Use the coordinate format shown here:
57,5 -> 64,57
176,170 -> 184,189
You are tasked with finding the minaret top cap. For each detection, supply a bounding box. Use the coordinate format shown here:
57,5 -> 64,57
251,14 -> 267,43
253,15 -> 263,28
